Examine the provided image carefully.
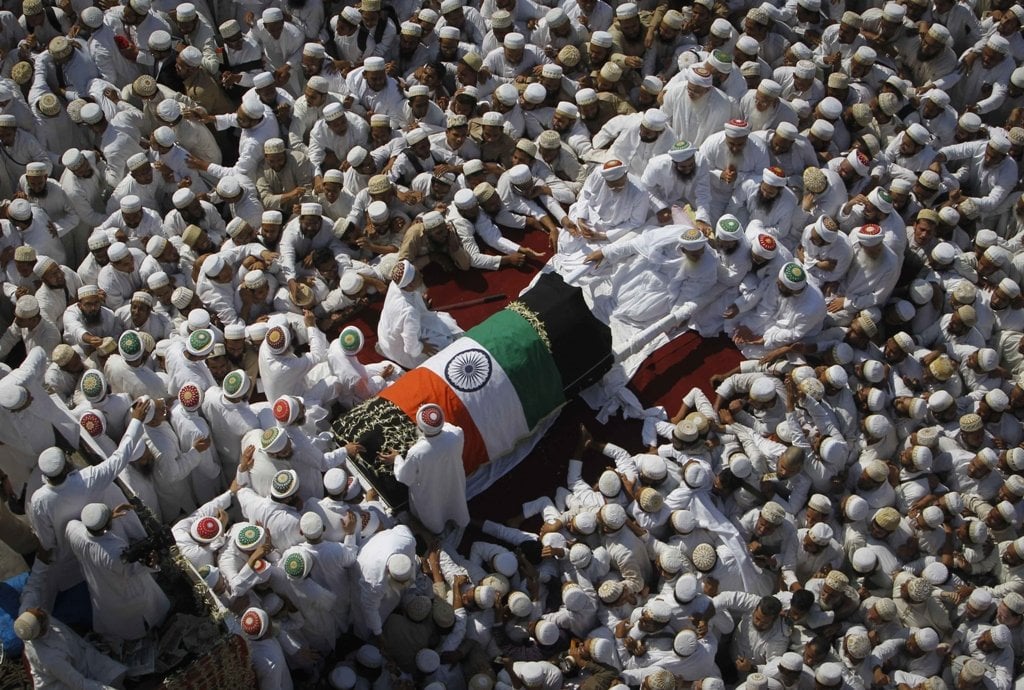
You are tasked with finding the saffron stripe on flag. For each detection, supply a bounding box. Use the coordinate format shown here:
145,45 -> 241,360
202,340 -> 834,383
380,367 -> 490,476
466,310 -> 566,429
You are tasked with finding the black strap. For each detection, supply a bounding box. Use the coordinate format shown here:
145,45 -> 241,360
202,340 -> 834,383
54,61 -> 67,90
44,6 -> 62,34
403,147 -> 426,175
356,16 -> 389,52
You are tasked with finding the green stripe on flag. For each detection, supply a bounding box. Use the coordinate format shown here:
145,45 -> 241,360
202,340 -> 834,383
467,309 -> 566,428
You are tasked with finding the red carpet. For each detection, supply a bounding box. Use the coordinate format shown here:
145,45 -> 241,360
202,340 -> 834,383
345,228 -> 744,522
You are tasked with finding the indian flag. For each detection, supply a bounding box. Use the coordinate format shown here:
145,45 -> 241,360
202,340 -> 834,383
381,309 -> 566,475
333,273 -> 614,505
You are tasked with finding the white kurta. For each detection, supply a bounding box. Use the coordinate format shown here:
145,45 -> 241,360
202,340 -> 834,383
354,525 -> 417,637
65,520 -> 171,641
326,340 -> 397,407
257,324 -> 329,403
377,283 -> 462,371
249,636 -> 294,690
393,423 -> 470,535
661,83 -> 735,147
202,388 -> 263,476
599,226 -> 720,327
24,618 -> 127,690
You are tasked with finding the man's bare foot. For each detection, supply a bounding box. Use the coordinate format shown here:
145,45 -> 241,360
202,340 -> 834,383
505,514 -> 525,529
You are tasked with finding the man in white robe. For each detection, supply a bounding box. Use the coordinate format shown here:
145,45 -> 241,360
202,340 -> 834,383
826,223 -> 900,326
258,312 -> 332,404
641,141 -> 713,228
0,295 -> 60,362
7,198 -> 67,266
0,346 -> 81,461
738,79 -> 799,133
558,160 -> 651,278
728,167 -> 801,248
732,262 -> 827,358
595,108 -> 676,177
699,118 -> 771,219
353,524 -> 418,638
97,240 -> 144,310
15,608 -> 127,690
382,404 -> 470,542
584,225 -> 719,328
27,400 -> 149,603
448,188 -> 537,271
662,65 -> 735,148
327,326 -> 400,408
798,215 -> 854,292
66,502 -> 171,642
377,260 -> 463,371
59,149 -> 111,233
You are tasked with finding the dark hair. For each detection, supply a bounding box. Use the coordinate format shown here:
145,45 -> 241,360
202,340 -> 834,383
312,247 -> 335,267
758,595 -> 783,617
791,589 -> 815,611
518,540 -> 542,564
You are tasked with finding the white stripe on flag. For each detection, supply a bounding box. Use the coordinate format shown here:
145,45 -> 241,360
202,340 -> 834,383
421,336 -> 530,460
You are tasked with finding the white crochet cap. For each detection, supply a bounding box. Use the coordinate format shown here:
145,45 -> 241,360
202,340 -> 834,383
599,503 -> 626,530
572,511 -> 596,534
508,591 -> 532,617
851,547 -> 877,573
808,494 -> 831,514
808,522 -> 833,545
968,587 -> 993,610
518,662 -> 545,686
816,663 -> 843,686
861,359 -> 885,383
845,630 -> 871,659
637,454 -> 667,480
673,629 -> 698,656
299,512 -> 324,539
746,673 -> 769,690
730,452 -> 753,479
569,543 -> 591,567
864,414 -> 891,437
907,576 -> 933,602
492,551 -> 517,577
824,364 -> 848,387
658,547 -> 683,573
921,505 -> 944,528
922,561 -> 948,585
780,652 -> 803,671
761,501 -> 786,525
683,463 -> 708,488
671,509 -> 696,533
749,377 -> 777,401
913,627 -> 939,652
329,665 -> 357,689
597,580 -> 623,603
690,543 -> 717,570
990,623 -> 1012,649
844,495 -> 869,521
1003,592 -> 1024,614
386,554 -> 414,582
592,460 -> 626,495
533,619 -> 558,645
674,574 -> 698,602
557,582 -> 586,613
911,445 -> 933,472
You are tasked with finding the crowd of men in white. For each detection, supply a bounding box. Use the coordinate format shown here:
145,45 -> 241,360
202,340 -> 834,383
1,0 -> 1024,686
